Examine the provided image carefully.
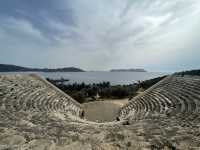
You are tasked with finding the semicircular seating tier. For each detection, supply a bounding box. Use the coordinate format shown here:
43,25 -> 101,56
119,75 -> 200,121
0,74 -> 83,117
1,74 -> 200,149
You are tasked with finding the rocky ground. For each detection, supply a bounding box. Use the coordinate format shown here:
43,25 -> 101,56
0,109 -> 200,150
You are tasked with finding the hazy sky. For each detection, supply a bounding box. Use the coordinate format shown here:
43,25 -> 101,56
0,0 -> 200,72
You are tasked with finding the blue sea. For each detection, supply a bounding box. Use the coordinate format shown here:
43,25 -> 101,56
0,71 -> 169,85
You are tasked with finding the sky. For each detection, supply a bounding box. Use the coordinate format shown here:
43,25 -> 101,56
0,0 -> 200,72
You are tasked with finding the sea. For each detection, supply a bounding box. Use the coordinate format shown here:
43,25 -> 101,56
0,71 -> 169,85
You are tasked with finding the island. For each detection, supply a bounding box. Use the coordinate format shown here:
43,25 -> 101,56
0,64 -> 85,72
110,68 -> 147,72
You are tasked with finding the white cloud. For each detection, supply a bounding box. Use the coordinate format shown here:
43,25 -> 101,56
0,0 -> 200,71
0,17 -> 49,44
145,13 -> 172,27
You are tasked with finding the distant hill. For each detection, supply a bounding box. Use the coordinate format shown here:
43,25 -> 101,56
110,68 -> 147,72
175,69 -> 200,76
0,64 -> 85,72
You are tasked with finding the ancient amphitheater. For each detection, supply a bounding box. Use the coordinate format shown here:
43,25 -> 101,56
0,74 -> 200,150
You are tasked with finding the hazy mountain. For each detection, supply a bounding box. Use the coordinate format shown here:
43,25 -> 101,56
0,64 -> 84,72
110,68 -> 147,72
175,69 -> 200,76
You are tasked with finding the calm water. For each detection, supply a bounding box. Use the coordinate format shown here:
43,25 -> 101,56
0,71 -> 168,85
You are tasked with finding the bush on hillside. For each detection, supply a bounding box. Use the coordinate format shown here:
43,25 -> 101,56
47,76 -> 165,103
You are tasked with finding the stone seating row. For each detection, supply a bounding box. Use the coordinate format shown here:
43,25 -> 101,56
0,75 -> 83,117
119,75 -> 200,120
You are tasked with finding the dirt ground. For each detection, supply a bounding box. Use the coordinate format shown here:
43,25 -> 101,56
83,99 -> 128,122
